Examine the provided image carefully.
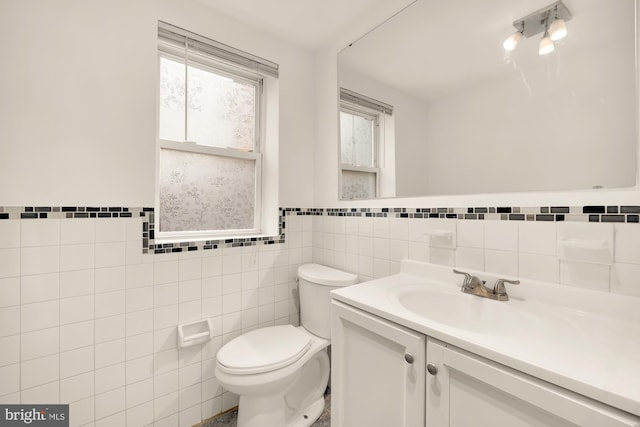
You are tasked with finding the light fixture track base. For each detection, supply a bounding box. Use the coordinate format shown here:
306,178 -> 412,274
512,0 -> 572,38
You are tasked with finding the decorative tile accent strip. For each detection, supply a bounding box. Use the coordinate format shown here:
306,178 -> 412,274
3,204 -> 639,255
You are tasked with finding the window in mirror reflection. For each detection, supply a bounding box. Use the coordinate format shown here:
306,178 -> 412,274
339,89 -> 394,200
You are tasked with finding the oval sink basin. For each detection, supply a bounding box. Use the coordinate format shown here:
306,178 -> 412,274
388,284 -> 541,335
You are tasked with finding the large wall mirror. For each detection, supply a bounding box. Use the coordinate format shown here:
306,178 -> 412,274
338,0 -> 637,200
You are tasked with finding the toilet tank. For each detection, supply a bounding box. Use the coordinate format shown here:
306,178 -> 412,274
298,264 -> 358,339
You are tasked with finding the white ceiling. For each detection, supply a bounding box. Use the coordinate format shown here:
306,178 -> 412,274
195,0 -> 414,49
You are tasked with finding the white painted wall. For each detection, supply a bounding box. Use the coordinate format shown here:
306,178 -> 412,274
0,0 -> 316,208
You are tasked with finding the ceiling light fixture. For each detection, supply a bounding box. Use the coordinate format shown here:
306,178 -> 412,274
503,1 -> 572,55
503,23 -> 524,51
549,6 -> 568,41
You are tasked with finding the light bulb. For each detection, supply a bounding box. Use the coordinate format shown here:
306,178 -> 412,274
549,18 -> 567,41
539,31 -> 555,55
503,31 -> 523,51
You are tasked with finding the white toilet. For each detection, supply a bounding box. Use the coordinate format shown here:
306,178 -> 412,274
215,263 -> 358,427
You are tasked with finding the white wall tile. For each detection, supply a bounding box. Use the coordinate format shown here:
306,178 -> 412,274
126,286 -> 153,312
127,401 -> 154,427
60,219 -> 95,245
519,253 -> 559,283
155,260 -> 179,285
95,291 -> 125,318
0,248 -> 20,279
126,263 -> 153,288
485,249 -> 518,277
69,397 -> 94,427
95,338 -> 125,369
60,295 -> 94,325
60,244 -> 94,272
95,363 -> 126,394
0,277 -> 20,307
21,219 -> 60,247
21,354 -> 59,389
0,335 -> 20,367
154,391 -> 179,420
456,220 -> 484,249
95,219 -> 127,243
614,223 -> 640,265
222,254 -> 242,275
95,266 -> 125,293
0,220 -> 20,249
95,315 -> 126,344
95,411 -> 126,427
0,363 -> 20,395
126,310 -> 153,336
154,305 -> 178,331
202,256 -> 222,278
21,327 -> 59,361
126,355 -> 154,384
95,387 -> 126,420
126,378 -> 153,408
455,247 -> 484,271
0,306 -> 20,337
179,279 -> 201,303
60,320 -> 94,352
61,371 -> 94,404
21,380 -> 59,404
484,221 -> 518,251
611,263 -> 640,297
21,300 -> 58,332
519,221 -> 556,255
21,272 -> 58,304
21,246 -> 59,276
60,346 -> 94,379
559,261 -> 610,292
126,332 -> 154,361
95,242 -> 126,268
60,269 -> 94,298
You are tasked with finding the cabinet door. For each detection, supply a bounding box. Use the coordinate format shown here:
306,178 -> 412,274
331,301 -> 425,427
427,339 -> 640,427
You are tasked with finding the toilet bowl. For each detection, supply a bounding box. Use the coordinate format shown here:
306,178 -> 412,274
214,264 -> 358,427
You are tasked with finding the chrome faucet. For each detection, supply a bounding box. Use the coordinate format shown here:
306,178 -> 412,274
453,269 -> 520,301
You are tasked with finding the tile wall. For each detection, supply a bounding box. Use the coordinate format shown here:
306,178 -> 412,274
311,206 -> 640,297
0,209 -> 311,426
2,204 -> 640,427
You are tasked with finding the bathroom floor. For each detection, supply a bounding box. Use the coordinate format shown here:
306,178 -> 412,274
200,389 -> 331,427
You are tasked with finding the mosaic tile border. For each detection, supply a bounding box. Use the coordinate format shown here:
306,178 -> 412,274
323,205 -> 640,223
2,204 -> 639,255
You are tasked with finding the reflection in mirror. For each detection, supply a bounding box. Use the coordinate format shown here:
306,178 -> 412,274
338,0 -> 637,199
339,89 -> 395,199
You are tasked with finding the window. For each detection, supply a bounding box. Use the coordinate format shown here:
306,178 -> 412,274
339,88 -> 393,200
157,22 -> 278,241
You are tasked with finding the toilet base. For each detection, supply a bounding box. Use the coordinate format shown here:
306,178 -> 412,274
236,393 -> 325,427
287,395 -> 325,427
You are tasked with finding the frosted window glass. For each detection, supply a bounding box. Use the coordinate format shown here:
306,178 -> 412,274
187,65 -> 256,151
159,57 -> 257,151
159,57 -> 186,142
159,148 -> 256,232
342,170 -> 376,200
340,111 -> 374,167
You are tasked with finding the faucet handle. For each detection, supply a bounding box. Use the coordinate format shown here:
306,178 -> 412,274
453,269 -> 472,284
493,278 -> 520,296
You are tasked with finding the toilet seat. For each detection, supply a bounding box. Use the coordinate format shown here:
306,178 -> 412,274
217,325 -> 312,375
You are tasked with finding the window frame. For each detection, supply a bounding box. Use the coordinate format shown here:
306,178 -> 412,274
339,101 -> 381,200
156,23 -> 276,243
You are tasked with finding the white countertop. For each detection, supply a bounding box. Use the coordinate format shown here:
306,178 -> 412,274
330,260 -> 640,417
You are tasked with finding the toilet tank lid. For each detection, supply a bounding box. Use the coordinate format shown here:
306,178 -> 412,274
298,264 -> 358,287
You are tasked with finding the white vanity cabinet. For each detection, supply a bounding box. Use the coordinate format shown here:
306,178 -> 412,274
331,300 -> 640,427
426,339 -> 640,427
331,300 -> 426,427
